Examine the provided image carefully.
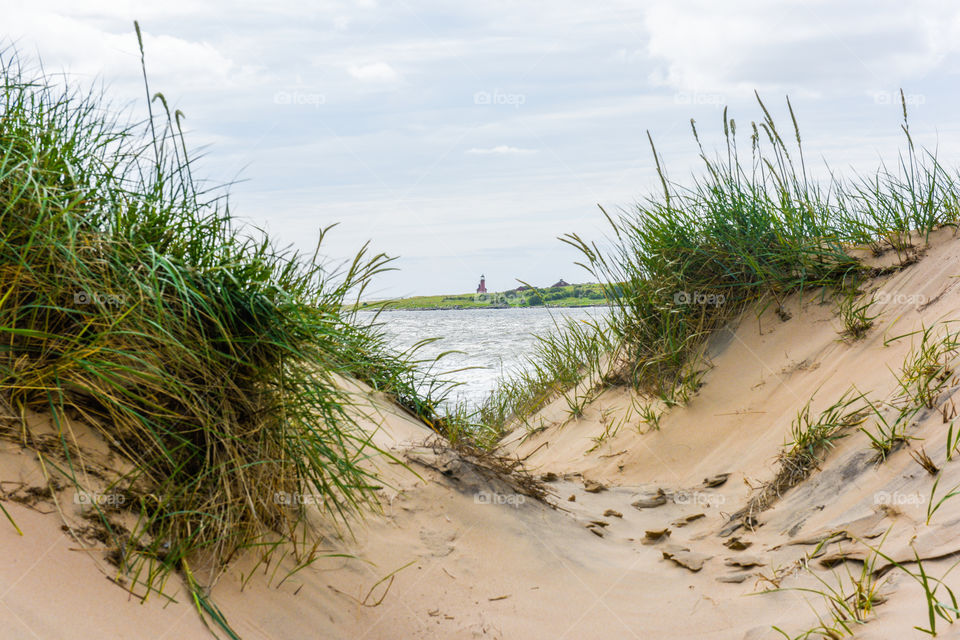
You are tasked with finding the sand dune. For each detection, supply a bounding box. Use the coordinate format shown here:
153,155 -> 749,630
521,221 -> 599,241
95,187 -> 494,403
5,230 -> 960,639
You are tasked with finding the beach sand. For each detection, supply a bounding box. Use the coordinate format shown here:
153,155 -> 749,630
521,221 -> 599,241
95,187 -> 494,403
4,228 -> 960,638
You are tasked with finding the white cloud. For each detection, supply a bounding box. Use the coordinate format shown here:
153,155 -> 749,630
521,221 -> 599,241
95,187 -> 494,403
348,61 -> 400,82
642,0 -> 960,95
4,7 -> 241,95
466,145 -> 537,155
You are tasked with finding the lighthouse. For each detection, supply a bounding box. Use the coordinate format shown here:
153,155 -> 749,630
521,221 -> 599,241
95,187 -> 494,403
476,274 -> 487,294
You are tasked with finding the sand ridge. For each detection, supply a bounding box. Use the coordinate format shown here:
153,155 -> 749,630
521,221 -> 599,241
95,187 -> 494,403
4,230 -> 960,638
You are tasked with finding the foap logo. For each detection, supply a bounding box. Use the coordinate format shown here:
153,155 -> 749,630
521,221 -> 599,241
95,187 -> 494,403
474,490 -> 525,508
872,91 -> 926,107
274,491 -> 324,506
874,491 -> 924,506
74,291 -> 126,306
473,89 -> 526,108
674,91 -> 725,108
673,291 -> 725,307
273,89 -> 326,108
74,491 -> 126,507
673,491 -> 725,508
475,291 -> 524,306
874,291 -> 928,307
273,77 -> 325,108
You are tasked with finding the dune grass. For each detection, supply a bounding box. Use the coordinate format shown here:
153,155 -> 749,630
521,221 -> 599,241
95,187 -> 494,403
730,389 -> 869,521
565,93 -> 960,399
854,323 -> 960,461
476,313 -> 613,435
476,91 -> 960,438
0,38 -> 464,613
834,281 -> 878,340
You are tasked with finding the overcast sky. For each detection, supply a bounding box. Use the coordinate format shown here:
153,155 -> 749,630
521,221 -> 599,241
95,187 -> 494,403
6,1 -> 960,297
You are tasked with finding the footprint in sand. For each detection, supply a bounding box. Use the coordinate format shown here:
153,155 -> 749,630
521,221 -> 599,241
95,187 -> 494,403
419,528 -> 457,557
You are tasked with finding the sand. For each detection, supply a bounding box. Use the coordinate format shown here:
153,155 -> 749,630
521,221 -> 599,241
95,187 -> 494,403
4,229 -> 960,638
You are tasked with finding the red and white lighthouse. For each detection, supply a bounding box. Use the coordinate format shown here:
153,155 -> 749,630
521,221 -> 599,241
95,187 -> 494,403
476,274 -> 487,294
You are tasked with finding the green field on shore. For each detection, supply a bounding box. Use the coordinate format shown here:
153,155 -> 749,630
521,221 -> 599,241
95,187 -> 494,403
361,283 -> 607,310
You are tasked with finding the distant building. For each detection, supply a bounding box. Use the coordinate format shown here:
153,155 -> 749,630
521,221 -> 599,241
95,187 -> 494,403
551,279 -> 570,288
476,274 -> 487,294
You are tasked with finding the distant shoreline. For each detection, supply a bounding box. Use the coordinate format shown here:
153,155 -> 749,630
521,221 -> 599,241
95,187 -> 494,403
362,303 -> 612,312
356,282 -> 609,312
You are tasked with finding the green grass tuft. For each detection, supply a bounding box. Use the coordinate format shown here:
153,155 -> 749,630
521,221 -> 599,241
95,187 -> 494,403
562,92 -> 960,400
0,38 -> 455,604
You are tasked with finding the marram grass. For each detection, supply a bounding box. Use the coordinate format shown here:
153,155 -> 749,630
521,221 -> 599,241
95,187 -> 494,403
481,91 -> 960,435
0,39 -> 460,610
